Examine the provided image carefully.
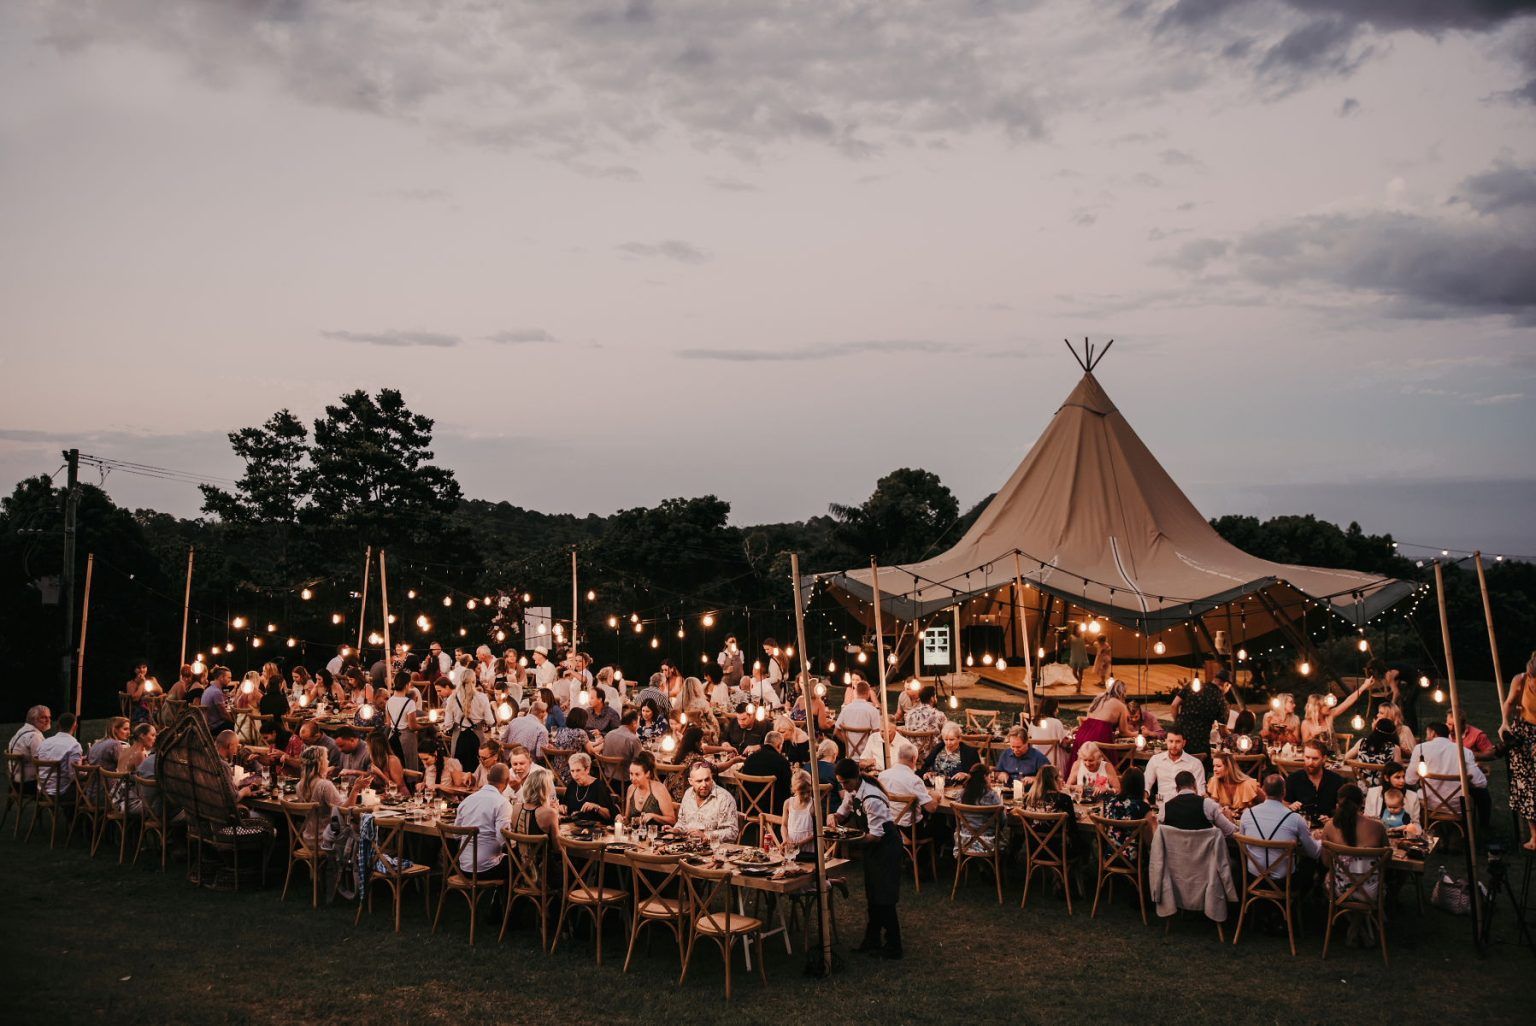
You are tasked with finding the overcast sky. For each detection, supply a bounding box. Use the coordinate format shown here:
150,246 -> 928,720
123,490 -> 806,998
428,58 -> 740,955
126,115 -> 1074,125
2,1 -> 1534,558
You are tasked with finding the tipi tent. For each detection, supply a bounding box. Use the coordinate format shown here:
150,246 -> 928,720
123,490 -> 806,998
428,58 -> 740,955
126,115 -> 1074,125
811,365 -> 1412,666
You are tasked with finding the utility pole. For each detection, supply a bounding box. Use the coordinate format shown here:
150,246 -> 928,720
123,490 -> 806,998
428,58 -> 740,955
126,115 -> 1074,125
59,448 -> 80,713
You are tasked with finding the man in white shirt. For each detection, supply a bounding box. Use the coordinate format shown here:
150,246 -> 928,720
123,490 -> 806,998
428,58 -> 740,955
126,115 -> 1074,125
835,680 -> 884,765
6,705 -> 52,788
474,646 -> 498,688
531,647 -> 559,690
425,642 -> 452,679
677,762 -> 740,844
860,725 -> 918,773
1406,720 -> 1489,822
877,743 -> 938,828
35,712 -> 83,798
762,639 -> 785,687
325,645 -> 348,677
1142,726 -> 1206,811
742,667 -> 782,710
454,763 -> 512,874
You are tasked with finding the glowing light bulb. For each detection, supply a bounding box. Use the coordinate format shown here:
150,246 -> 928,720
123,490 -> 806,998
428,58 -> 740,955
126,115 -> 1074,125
614,670 -> 625,683
496,701 -> 513,721
981,653 -> 994,666
466,599 -> 477,610
1324,693 -> 1336,708
1152,640 -> 1167,656
251,637 -> 263,648
577,690 -> 590,707
368,632 -> 384,646
416,615 -> 430,630
785,645 -> 794,657
224,642 -> 236,652
300,588 -> 312,601
427,708 -> 440,723
888,652 -> 898,665
842,673 -> 852,686
387,614 -> 397,624
745,702 -> 756,715
965,655 -> 974,667
702,613 -> 715,627
827,660 -> 837,673
948,694 -> 959,710
231,616 -> 247,630
266,622 -> 277,633
241,680 -> 255,694
679,712 -> 688,724
857,652 -> 868,665
1087,619 -> 1102,635
755,705 -> 766,722
143,679 -> 157,694
1351,714 -> 1365,731
286,638 -> 297,648
661,734 -> 677,754
907,678 -> 921,693
1357,638 -> 1369,652
1418,759 -> 1429,777
634,622 -> 644,634
1036,647 -> 1045,660
1190,679 -> 1201,693
1299,661 -> 1312,677
677,628 -> 685,639
522,593 -> 531,603
814,682 -> 827,698
552,623 -> 563,636
1236,648 -> 1247,662
538,623 -> 547,635
460,628 -> 468,637
630,613 -> 640,624
331,613 -> 343,625
1432,688 -> 1445,704
1077,622 -> 1087,635
996,658 -> 1008,670
1237,735 -> 1252,752
608,616 -> 619,628
518,656 -> 527,668
586,590 -> 595,602
407,589 -> 416,599
650,637 -> 659,649
701,654 -> 709,664
359,704 -> 375,721
1418,675 -> 1430,689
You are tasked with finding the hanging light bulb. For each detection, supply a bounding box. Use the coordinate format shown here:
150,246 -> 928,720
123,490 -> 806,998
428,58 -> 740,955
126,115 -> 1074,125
466,598 -> 477,610
1350,714 -> 1365,731
650,637 -> 659,649
1432,687 -> 1445,704
1357,638 -> 1369,652
586,589 -> 595,602
1298,661 -> 1312,677
1152,640 -> 1167,656
630,613 -> 640,623
857,651 -> 868,664
754,705 -> 766,722
1324,693 -> 1337,708
906,679 -> 921,693
359,704 -> 375,721
1036,647 -> 1045,660
965,655 -> 974,667
577,690 -> 590,707
996,658 -> 1008,671
633,622 -> 644,633
1418,675 -> 1431,689
537,623 -> 547,635
484,595 -> 493,605
1237,735 -> 1252,752
702,613 -> 715,627
331,613 -> 343,625
251,637 -> 264,648
1236,648 -> 1248,662
266,622 -> 277,633
888,651 -> 898,665
661,734 -> 677,754
1087,619 -> 1102,635
608,616 -> 619,628
407,589 -> 417,599
286,637 -> 297,648
427,707 -> 440,724
367,632 -> 382,646
814,682 -> 827,698
948,694 -> 959,710
679,712 -> 688,725
785,645 -> 795,657
552,623 -> 563,636
1418,758 -> 1430,777
701,654 -> 710,664
981,653 -> 994,666
460,627 -> 469,637
1270,696 -> 1282,710
842,672 -> 852,686
827,659 -> 837,673
300,588 -> 313,601
745,701 -> 756,716
340,645 -> 352,658
1190,679 -> 1201,693
241,679 -> 256,694
677,627 -> 685,639
1077,622 -> 1087,634
522,592 -> 532,603
191,659 -> 206,675
416,615 -> 430,630
143,678 -> 157,694
518,656 -> 527,667
614,670 -> 624,684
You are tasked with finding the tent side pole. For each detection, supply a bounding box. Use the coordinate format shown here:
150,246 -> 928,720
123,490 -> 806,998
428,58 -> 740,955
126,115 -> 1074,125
356,545 -> 372,653
1433,561 -> 1484,951
869,559 -> 893,767
1472,552 -> 1508,729
791,554 -> 834,975
1012,552 -> 1036,721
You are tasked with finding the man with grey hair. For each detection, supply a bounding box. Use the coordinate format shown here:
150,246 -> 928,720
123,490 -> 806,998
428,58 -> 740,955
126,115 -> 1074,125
878,738 -> 938,829
740,728 -> 792,812
6,705 -> 52,790
501,699 -> 549,759
455,761 -> 512,873
474,645 -> 497,688
816,738 -> 840,785
677,761 -> 740,844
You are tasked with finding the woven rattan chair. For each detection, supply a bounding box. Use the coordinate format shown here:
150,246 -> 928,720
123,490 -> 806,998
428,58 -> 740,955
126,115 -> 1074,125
355,811 -> 433,932
623,849 -> 687,971
1233,835 -> 1300,955
678,860 -> 766,1001
501,827 -> 556,950
432,822 -> 505,945
1321,841 -> 1390,965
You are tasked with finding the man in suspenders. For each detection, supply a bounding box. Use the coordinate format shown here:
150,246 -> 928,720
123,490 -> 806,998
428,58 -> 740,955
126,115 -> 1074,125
830,758 -> 904,959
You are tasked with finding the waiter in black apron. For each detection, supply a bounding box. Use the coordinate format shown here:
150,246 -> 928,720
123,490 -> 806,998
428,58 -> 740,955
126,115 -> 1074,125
830,757 -> 903,959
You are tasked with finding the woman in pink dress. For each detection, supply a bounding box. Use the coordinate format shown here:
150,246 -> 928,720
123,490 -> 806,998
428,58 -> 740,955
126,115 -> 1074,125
1069,678 -> 1133,773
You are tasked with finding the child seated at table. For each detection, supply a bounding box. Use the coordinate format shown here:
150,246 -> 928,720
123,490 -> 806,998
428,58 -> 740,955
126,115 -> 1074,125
1379,787 -> 1414,831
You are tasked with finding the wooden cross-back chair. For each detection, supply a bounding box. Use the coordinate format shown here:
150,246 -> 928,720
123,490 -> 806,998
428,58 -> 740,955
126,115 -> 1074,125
1089,814 -> 1148,924
1232,835 -> 1299,955
277,800 -> 325,907
732,773 -> 777,845
1097,741 -> 1137,775
678,860 -> 766,1001
4,752 -> 33,838
98,767 -> 138,864
28,758 -> 67,848
132,774 -> 169,869
1321,841 -> 1390,965
355,811 -> 433,932
501,827 -> 556,951
1017,807 -> 1073,913
623,850 -> 687,972
1419,773 -> 1468,842
888,795 -> 936,892
964,709 -> 1000,733
950,801 -> 1004,903
432,822 -> 505,944
553,834 -> 627,965
67,763 -> 105,853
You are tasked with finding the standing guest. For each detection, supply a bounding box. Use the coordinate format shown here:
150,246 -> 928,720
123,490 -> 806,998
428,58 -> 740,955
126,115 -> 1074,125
830,757 -> 903,959
258,663 -> 289,729
513,765 -> 562,840
1069,679 -> 1134,771
676,762 -> 740,844
761,638 -> 788,690
501,700 -> 550,761
717,635 -> 746,694
623,752 -> 677,827
201,666 -> 234,733
740,729 -> 793,813
1207,750 -> 1261,816
1285,739 -> 1347,821
1502,653 -> 1536,851
383,673 -> 420,771
1092,636 -> 1113,690
324,645 -> 347,678
995,726 -> 1051,787
903,685 -> 948,736
1239,774 -> 1322,884
124,662 -> 151,723
835,680 -> 884,765
1143,726 -> 1206,812
779,770 -> 820,856
1169,674 -> 1228,759
1069,632 -> 1090,692
1161,770 -> 1236,836
88,717 -> 130,769
423,642 -> 452,680
743,665 -> 783,711
36,713 -> 83,798
1406,720 -> 1490,829
444,671 -> 494,770
1029,697 -> 1070,774
530,647 -> 559,690
562,753 -> 616,824
455,763 -> 513,874
878,743 -> 938,833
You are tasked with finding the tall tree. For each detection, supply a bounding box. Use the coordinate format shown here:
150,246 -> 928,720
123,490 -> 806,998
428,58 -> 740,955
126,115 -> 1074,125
199,410 -> 310,525
829,467 -> 960,565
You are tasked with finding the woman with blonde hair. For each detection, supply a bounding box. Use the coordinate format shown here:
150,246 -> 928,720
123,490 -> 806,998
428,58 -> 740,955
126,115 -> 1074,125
1261,693 -> 1301,746
294,745 -> 366,850
1207,750 -> 1261,816
514,765 -> 561,839
1068,740 -> 1120,798
681,676 -> 720,741
778,769 -> 817,857
1300,679 -> 1371,744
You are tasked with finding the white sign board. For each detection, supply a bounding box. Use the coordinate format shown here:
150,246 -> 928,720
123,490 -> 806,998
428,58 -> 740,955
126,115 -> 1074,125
523,607 -> 553,650
921,626 -> 951,668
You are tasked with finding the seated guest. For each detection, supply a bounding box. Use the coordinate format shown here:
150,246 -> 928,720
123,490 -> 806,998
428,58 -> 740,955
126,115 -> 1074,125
1127,699 -> 1165,739
1067,740 -> 1119,798
1378,788 -> 1416,831
1285,739 -> 1346,821
506,744 -> 533,793
284,719 -> 339,774
416,734 -> 467,795
774,714 -> 811,766
1142,726 -> 1205,812
668,725 -> 742,802
1102,767 -> 1156,857
815,738 -> 840,785
1161,770 -> 1236,837
1239,774 -> 1322,883
878,742 -> 939,832
365,730 -> 406,793
1346,718 -> 1404,788
456,762 -> 513,874
1028,698 -> 1070,773
501,700 -> 549,761
995,726 -> 1051,787
921,722 -> 981,785
636,699 -> 668,745
36,712 -> 83,799
548,706 -> 595,784
835,681 -> 884,764
1207,750 -> 1261,817
1406,720 -> 1490,829
116,723 -> 157,776
201,666 -> 234,732
1364,763 -> 1420,824
597,709 -> 643,784
719,704 -> 770,754
214,730 -> 259,801
677,761 -> 740,844
513,765 -> 562,839
624,752 -> 677,827
332,728 -> 373,778
470,738 -> 503,789
740,729 -> 793,813
953,763 -> 1002,856
585,689 -> 620,735
904,685 -> 949,737
779,769 -> 820,857
6,705 -> 53,794
293,746 -> 366,852
562,753 -> 616,824
1321,783 -> 1389,946
88,717 -> 130,769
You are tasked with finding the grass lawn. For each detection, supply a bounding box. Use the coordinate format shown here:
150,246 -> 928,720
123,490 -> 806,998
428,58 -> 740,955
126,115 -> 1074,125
2,685 -> 1528,1025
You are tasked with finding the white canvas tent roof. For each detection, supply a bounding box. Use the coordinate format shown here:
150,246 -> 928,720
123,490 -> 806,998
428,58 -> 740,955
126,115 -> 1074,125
812,371 -> 1412,656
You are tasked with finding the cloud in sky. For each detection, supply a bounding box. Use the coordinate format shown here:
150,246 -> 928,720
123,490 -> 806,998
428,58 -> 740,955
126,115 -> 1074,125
617,240 -> 712,263
485,329 -> 557,344
321,329 -> 461,347
677,339 -> 956,362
